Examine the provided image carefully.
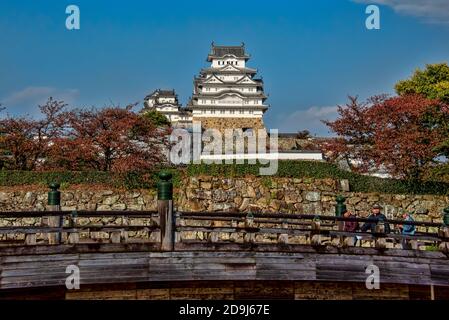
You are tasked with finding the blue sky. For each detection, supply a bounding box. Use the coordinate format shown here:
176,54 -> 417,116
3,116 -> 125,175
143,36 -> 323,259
1,0 -> 449,135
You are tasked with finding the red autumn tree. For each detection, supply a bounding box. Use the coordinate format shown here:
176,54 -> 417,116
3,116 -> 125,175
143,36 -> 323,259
0,98 -> 66,170
48,105 -> 170,172
322,94 -> 449,180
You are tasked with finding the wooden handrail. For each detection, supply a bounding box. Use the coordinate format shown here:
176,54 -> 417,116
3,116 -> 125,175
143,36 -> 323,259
179,211 -> 444,228
0,210 -> 158,218
0,209 -> 447,249
0,210 -> 442,228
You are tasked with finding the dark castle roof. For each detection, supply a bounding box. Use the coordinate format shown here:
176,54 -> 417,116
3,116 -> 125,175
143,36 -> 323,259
144,89 -> 178,101
207,43 -> 250,61
149,89 -> 176,98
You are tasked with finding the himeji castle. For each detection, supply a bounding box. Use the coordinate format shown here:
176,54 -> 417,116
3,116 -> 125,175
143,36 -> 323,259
143,43 -> 269,132
141,43 -> 322,161
187,43 -> 269,132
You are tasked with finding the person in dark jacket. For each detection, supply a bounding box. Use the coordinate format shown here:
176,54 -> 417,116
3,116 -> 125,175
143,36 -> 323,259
343,209 -> 359,232
343,209 -> 360,245
361,204 -> 391,234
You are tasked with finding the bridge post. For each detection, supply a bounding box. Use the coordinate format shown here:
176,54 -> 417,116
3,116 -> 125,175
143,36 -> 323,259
157,171 -> 174,251
311,216 -> 321,246
67,211 -> 80,244
45,183 -> 62,244
278,220 -> 289,244
439,207 -> 449,252
244,213 -> 256,243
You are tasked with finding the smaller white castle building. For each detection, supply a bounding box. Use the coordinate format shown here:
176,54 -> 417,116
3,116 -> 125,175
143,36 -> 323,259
143,89 -> 192,128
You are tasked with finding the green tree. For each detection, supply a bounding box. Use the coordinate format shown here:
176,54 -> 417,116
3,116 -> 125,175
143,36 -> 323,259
395,63 -> 449,181
141,109 -> 170,127
395,63 -> 449,103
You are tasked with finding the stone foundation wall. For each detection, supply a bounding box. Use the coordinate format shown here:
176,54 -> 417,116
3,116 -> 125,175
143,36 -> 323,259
2,281 -> 447,300
278,137 -> 317,151
0,189 -> 157,213
61,281 -> 445,300
176,176 -> 448,226
193,117 -> 265,133
0,176 -> 447,226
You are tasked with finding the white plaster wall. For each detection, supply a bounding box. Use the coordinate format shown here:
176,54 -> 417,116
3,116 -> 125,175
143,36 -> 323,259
200,152 -> 324,161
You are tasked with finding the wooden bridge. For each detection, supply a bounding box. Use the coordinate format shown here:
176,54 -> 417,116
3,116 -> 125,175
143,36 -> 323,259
1,179 -> 449,300
1,209 -> 449,299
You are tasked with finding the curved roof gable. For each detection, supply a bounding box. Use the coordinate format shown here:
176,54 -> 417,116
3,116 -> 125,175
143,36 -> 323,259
203,74 -> 224,84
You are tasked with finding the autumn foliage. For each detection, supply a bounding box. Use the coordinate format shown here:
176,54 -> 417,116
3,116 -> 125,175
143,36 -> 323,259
323,94 -> 449,180
0,99 -> 170,172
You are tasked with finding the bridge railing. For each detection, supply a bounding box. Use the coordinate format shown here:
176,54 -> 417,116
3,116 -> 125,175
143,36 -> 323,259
0,210 -> 160,246
1,209 -> 448,250
175,211 -> 449,251
0,173 -> 449,252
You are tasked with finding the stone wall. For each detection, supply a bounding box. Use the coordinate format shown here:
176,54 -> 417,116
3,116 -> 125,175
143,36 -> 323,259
2,281 -> 447,300
278,137 -> 317,151
192,118 -> 265,133
0,176 -> 448,225
0,189 -> 157,213
176,176 -> 448,225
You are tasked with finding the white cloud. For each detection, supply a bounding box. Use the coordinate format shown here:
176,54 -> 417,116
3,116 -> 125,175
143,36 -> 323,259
1,86 -> 79,116
354,0 -> 449,24
272,105 -> 339,136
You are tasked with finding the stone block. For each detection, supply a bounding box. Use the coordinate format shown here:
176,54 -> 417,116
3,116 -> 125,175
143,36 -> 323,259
305,191 -> 321,202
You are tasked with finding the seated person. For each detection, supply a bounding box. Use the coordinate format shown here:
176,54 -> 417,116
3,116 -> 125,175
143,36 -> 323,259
399,212 -> 416,236
361,204 -> 391,234
343,209 -> 358,232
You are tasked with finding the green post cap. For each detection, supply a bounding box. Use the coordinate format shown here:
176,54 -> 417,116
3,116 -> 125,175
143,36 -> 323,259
443,207 -> 449,226
48,182 -> 61,206
335,195 -> 346,217
157,171 -> 173,200
159,171 -> 172,181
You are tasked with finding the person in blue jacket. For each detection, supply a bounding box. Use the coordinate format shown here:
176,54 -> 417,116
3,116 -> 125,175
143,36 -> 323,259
399,212 -> 416,249
400,212 -> 416,236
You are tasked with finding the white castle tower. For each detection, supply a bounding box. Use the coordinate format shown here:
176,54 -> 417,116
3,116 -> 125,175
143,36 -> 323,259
187,43 -> 269,132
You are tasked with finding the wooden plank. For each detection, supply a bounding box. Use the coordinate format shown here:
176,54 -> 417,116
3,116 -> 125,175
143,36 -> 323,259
2,254 -> 80,264
0,247 -> 448,291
